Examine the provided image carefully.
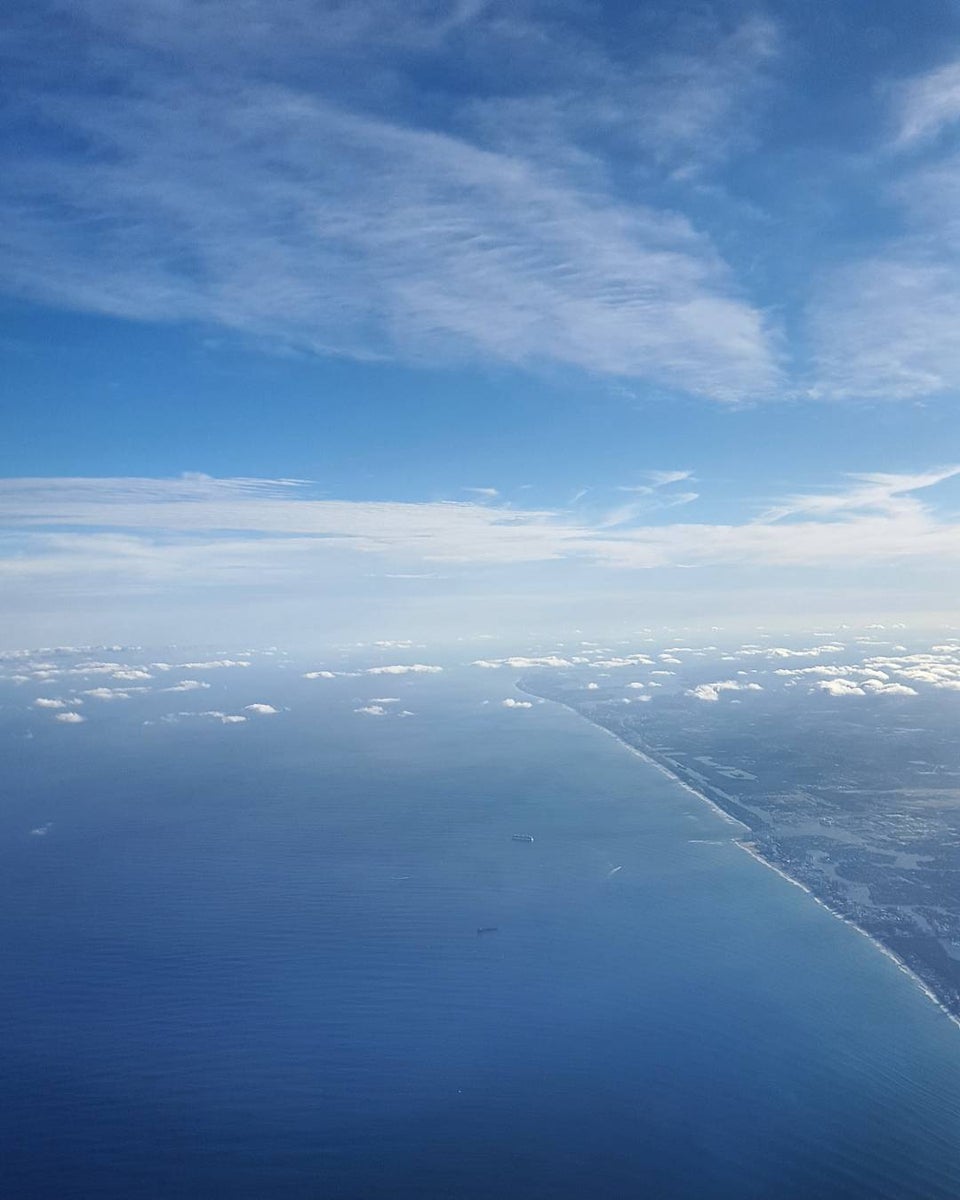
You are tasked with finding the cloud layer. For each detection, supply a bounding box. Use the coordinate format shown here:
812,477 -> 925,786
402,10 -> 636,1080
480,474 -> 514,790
1,469 -> 957,643
2,469 -> 958,586
0,1 -> 783,403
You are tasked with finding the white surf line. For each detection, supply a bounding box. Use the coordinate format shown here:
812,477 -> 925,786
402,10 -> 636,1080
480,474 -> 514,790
534,690 -> 748,832
737,841 -> 960,1032
524,684 -> 960,1033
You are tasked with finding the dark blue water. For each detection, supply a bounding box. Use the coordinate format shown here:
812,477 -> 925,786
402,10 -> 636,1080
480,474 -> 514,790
2,668 -> 960,1198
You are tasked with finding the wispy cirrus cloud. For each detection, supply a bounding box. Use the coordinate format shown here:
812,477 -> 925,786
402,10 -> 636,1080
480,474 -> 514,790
0,1 -> 781,402
810,253 -> 960,401
894,58 -> 960,147
811,54 -> 960,400
759,467 -> 960,521
1,470 -> 959,610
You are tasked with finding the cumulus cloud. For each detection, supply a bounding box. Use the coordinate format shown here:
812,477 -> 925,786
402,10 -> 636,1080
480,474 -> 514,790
737,642 -> 846,658
355,704 -> 388,716
243,703 -> 280,714
82,687 -> 133,700
471,655 -> 572,669
590,655 -> 655,668
817,677 -> 916,698
33,698 -> 66,709
364,664 -> 442,675
163,679 -> 211,692
178,660 -> 250,670
162,709 -> 247,724
773,665 -> 888,679
55,711 -> 86,723
862,650 -> 960,690
687,680 -> 763,702
303,670 -> 338,679
501,698 -> 533,709
863,680 -> 917,696
817,678 -> 866,697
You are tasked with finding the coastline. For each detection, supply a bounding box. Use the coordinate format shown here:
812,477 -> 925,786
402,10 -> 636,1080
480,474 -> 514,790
524,683 -> 960,1033
734,840 -> 960,1031
540,694 -> 750,832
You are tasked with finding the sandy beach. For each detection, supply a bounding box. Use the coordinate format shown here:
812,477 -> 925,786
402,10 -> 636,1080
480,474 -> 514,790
528,685 -> 960,1033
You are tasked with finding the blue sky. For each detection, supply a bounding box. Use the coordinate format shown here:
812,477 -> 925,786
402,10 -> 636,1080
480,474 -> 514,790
3,0 -> 960,647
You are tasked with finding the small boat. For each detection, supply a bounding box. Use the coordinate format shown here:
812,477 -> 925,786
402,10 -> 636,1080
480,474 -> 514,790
512,833 -> 535,843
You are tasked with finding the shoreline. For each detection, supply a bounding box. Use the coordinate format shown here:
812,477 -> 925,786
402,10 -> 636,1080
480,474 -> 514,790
733,840 -> 960,1031
523,683 -> 960,1033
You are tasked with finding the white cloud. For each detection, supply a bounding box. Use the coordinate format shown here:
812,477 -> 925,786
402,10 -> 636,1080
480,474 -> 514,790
33,697 -> 66,709
4,472 -> 960,589
2,469 -> 960,647
811,57 -> 960,401
862,651 -> 960,690
761,471 -> 958,523
82,687 -> 132,700
773,665 -> 887,679
817,678 -> 866,697
739,643 -> 846,659
355,704 -> 388,716
163,679 -> 211,692
55,711 -> 86,723
472,655 -> 572,669
501,698 -> 533,708
0,6 -> 781,404
364,663 -> 443,675
178,659 -> 250,669
687,680 -> 763,702
303,670 -> 338,679
812,259 -> 960,400
895,58 -> 960,147
815,676 -> 916,698
162,709 -> 247,724
243,703 -> 279,714
862,680 -> 917,696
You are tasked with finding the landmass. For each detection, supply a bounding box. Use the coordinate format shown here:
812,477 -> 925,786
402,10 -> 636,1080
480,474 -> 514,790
519,666 -> 960,1025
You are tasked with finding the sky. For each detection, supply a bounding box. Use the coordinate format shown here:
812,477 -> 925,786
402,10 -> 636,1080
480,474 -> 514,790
3,0 -> 960,648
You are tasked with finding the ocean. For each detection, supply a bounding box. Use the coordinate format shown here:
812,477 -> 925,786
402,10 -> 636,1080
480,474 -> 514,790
2,666 -> 960,1198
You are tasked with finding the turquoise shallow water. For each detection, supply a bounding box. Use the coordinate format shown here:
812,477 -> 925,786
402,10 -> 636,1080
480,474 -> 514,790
2,667 -> 960,1198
